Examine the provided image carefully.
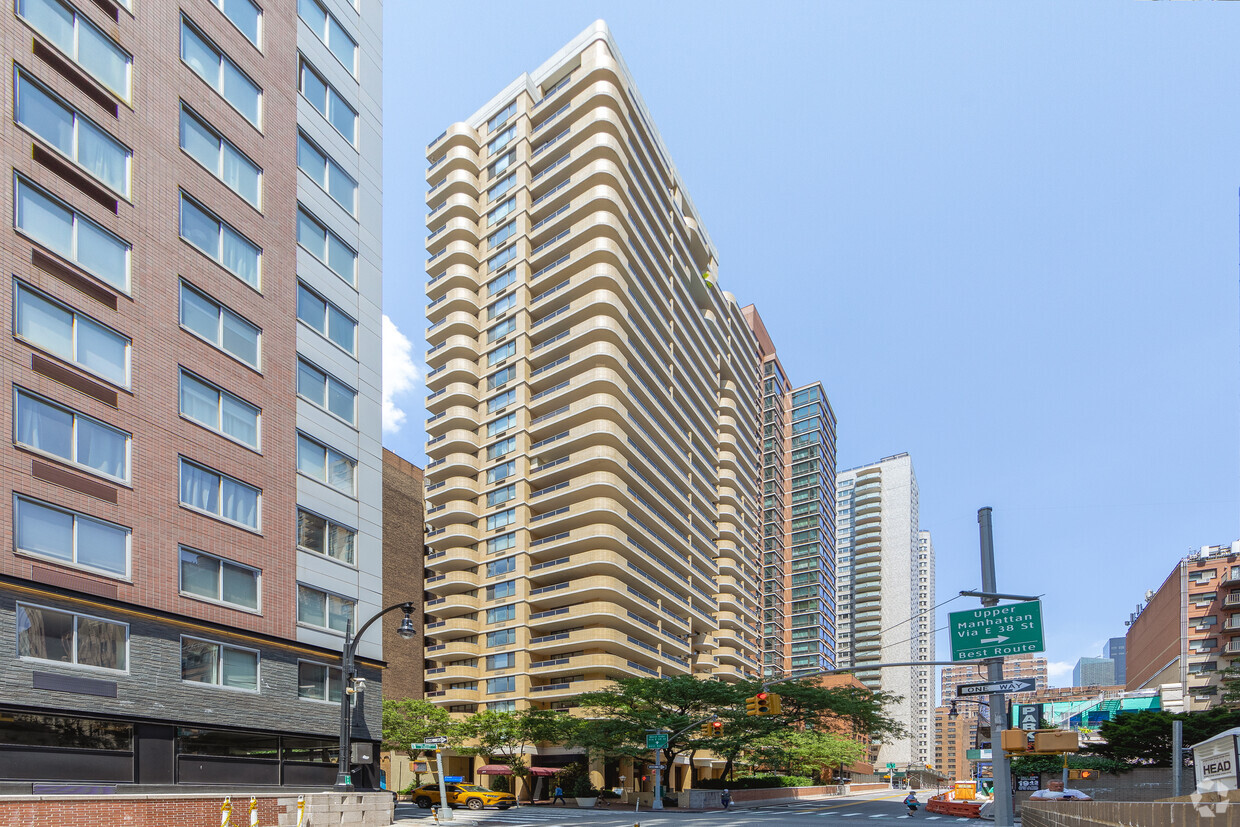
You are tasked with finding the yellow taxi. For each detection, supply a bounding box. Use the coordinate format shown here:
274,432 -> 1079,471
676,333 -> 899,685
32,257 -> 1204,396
410,782 -> 517,810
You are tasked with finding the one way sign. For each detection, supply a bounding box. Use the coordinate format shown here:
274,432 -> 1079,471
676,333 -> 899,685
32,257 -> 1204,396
957,678 -> 1037,697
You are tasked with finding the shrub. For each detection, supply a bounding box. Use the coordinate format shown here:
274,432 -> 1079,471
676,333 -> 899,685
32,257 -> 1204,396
696,775 -> 813,790
570,775 -> 596,797
489,775 -> 509,792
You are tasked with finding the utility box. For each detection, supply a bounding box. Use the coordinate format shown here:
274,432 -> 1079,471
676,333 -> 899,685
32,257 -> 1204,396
1000,730 -> 1029,752
352,743 -> 374,764
1033,730 -> 1079,753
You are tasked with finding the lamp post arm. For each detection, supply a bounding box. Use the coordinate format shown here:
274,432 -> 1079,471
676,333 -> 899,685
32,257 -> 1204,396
350,601 -> 417,656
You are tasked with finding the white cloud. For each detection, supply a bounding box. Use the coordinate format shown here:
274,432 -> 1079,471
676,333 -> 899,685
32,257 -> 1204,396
382,314 -> 419,434
1046,661 -> 1074,684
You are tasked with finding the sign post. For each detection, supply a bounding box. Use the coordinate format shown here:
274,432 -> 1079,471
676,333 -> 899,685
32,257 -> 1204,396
949,602 -> 1045,662
958,678 -> 1037,697
647,732 -> 668,810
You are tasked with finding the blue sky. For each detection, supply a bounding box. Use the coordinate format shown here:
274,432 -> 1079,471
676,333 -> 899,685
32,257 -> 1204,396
380,2 -> 1240,693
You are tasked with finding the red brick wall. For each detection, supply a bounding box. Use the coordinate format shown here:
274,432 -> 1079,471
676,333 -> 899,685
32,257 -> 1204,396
382,449 -> 425,701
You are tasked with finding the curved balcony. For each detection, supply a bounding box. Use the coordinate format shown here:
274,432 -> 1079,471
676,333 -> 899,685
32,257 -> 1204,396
427,265 -> 479,300
426,334 -> 479,369
426,359 -> 478,393
428,523 -> 480,548
526,678 -> 615,700
427,142 -> 479,182
425,570 -> 481,596
426,239 -> 480,272
429,663 -> 480,683
427,191 -> 480,231
426,167 -> 481,205
425,593 -> 481,619
426,453 -> 480,484
429,123 -> 480,156
424,546 -> 477,573
424,616 -> 480,638
425,638 -> 481,661
427,410 -> 479,441
854,568 -> 882,586
431,499 -> 481,527
429,427 -> 478,455
426,476 -> 479,505
426,688 -> 480,705
427,310 -> 480,345
427,285 -> 480,323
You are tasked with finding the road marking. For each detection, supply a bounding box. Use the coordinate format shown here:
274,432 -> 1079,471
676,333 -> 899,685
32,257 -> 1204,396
842,813 -> 864,817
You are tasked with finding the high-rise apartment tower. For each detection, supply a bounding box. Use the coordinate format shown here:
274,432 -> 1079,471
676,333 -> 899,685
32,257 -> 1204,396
423,21 -> 763,715
0,0 -> 385,788
835,453 -> 934,767
742,306 -> 836,678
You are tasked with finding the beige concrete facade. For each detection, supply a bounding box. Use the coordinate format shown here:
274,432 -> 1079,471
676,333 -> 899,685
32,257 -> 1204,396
422,22 -> 763,715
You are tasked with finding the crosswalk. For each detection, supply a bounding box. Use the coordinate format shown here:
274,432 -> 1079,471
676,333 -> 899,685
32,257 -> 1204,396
395,804 -> 593,824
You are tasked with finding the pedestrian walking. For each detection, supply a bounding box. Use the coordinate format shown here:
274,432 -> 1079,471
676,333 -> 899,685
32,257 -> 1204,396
552,785 -> 566,805
721,789 -> 732,810
904,792 -> 919,816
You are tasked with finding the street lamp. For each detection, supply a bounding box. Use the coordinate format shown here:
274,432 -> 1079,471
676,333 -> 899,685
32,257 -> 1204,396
335,601 -> 418,791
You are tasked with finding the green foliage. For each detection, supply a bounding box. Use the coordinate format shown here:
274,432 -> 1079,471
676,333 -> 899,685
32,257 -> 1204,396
744,730 -> 866,781
1008,754 -> 1131,775
696,775 -> 813,789
1219,663 -> 1240,707
489,775 -> 509,793
569,775 -> 596,797
381,698 -> 459,759
1089,708 -> 1240,767
456,709 -> 577,800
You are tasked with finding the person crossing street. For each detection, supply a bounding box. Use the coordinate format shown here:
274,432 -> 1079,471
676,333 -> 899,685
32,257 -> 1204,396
904,791 -> 919,816
551,785 -> 566,805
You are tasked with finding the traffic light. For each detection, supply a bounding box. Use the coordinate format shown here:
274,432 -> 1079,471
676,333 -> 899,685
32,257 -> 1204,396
711,720 -> 724,737
746,691 -> 775,716
700,723 -> 712,737
745,694 -> 760,716
766,693 -> 782,715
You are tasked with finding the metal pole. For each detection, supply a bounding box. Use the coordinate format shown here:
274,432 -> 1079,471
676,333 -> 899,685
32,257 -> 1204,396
652,750 -> 663,810
1172,719 -> 1183,797
335,618 -> 355,791
435,749 -> 453,821
979,507 -> 1014,827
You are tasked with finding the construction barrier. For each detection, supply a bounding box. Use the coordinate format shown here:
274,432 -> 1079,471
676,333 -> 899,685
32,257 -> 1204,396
926,791 -> 983,818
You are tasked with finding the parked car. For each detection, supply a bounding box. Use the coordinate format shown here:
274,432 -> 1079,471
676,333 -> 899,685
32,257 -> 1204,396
411,783 -> 516,810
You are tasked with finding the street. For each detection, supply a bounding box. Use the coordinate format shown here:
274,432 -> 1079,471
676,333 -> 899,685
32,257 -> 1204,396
391,790 -> 997,827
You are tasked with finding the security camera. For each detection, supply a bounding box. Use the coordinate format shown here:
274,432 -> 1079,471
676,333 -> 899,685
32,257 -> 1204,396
347,677 -> 367,695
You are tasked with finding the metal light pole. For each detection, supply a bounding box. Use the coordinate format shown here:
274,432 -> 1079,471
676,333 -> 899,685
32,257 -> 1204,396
978,508 -> 1014,827
335,601 -> 418,791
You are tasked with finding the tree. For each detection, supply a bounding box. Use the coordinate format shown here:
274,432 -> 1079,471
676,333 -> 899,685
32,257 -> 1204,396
1090,708 -> 1240,766
382,698 -> 459,760
457,708 -> 578,801
1219,663 -> 1240,707
745,730 -> 867,781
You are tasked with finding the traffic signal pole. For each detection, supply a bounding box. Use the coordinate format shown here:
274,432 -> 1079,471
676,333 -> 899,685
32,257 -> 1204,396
979,507 -> 1014,827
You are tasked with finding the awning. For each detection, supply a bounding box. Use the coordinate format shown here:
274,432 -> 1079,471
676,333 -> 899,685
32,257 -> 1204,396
528,767 -> 558,777
475,765 -> 560,777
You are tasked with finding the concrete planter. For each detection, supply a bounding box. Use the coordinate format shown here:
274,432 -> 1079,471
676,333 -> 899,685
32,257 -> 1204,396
574,797 -> 597,808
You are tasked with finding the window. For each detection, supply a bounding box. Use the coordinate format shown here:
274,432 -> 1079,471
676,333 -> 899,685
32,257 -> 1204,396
179,281 -> 260,368
488,318 -> 517,343
297,282 -> 356,353
486,581 -> 516,601
16,72 -> 130,197
488,126 -> 515,155
486,628 -> 515,647
489,152 -> 516,181
179,458 -> 260,530
181,18 -> 261,126
487,461 -> 515,485
487,533 -> 516,555
1190,569 -> 1217,585
209,0 -> 261,47
489,294 -> 517,321
488,268 -> 516,295
299,57 -> 355,143
15,389 -> 129,481
488,341 -> 516,367
180,193 -> 261,288
297,207 -> 356,284
487,389 -> 515,415
297,433 -> 356,495
489,700 -> 516,712
1189,661 -> 1218,674
15,176 -> 130,291
488,102 -> 516,133
488,197 -> 516,227
487,413 -> 515,438
15,496 -> 129,576
486,554 -> 515,576
488,174 -> 515,201
489,224 -> 516,254
297,509 -> 355,565
17,0 -> 131,100
487,485 -> 515,508
17,603 -> 127,671
488,246 -> 516,272
298,661 -> 342,702
179,370 -> 260,449
488,366 -> 516,390
297,584 -> 354,633
181,636 -> 258,690
486,604 -> 516,624
179,547 -> 259,610
297,133 -> 356,214
15,282 -> 130,386
486,509 -> 515,532
297,359 -> 356,424
486,676 -> 515,694
298,0 -> 356,74
180,105 -> 261,208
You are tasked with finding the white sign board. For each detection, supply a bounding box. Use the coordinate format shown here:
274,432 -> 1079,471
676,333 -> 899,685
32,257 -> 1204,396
1193,727 -> 1240,791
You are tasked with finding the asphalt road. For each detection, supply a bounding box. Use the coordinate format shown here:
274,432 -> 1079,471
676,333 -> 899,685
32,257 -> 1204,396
391,789 -> 999,827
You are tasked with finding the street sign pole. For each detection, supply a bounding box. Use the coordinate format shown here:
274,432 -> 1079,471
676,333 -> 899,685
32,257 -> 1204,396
434,747 -> 452,822
979,508 -> 1013,827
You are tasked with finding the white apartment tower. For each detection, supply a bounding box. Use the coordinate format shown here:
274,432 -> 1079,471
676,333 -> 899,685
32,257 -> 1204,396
835,453 -> 934,768
422,22 -> 763,715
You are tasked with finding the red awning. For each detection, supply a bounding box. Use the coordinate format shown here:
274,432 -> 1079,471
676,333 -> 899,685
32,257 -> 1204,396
476,765 -> 513,775
528,767 -> 558,777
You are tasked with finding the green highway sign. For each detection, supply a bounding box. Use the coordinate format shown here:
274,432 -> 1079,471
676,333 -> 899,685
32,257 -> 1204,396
950,601 -> 1044,661
647,733 -> 668,749
886,763 -> 896,769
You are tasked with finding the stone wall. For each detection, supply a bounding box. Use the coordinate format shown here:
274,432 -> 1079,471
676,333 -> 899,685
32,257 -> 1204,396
0,792 -> 394,827
1014,767 -> 1192,812
1022,791 -> 1240,827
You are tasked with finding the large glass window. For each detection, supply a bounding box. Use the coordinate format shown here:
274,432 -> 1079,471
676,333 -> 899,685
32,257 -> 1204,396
486,553 -> 515,575
489,294 -> 516,321
486,460 -> 515,485
17,0 -> 131,100
297,207 -> 356,284
297,0 -> 356,74
488,197 -> 516,227
488,102 -> 517,133
297,133 -> 356,214
181,636 -> 258,691
15,176 -> 130,291
486,676 -> 515,694
488,126 -> 515,155
16,389 -> 129,481
486,628 -> 515,647
488,366 -> 516,391
297,282 -> 355,353
180,105 -> 261,208
16,603 -> 127,671
179,370 -> 260,449
488,174 -> 514,202
486,652 -> 515,670
297,661 -> 342,702
181,18 -> 261,127
296,359 -> 356,424
487,436 -> 515,460
486,605 -> 516,624
486,509 -> 515,531
486,485 -> 515,508
180,193 -> 260,288
486,413 -> 515,438
16,282 -> 130,386
179,546 -> 259,610
487,269 -> 516,295
487,341 -> 516,367
16,72 -> 130,196
297,584 -> 354,633
179,281 -> 260,368
487,389 -> 515,415
488,246 -> 516,272
486,534 -> 516,556
208,0 -> 261,47
297,509 -> 355,565
299,57 -> 355,143
179,458 -> 260,530
296,433 -> 355,495
488,318 -> 516,343
486,580 -> 516,601
0,712 -> 131,750
15,496 -> 129,577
